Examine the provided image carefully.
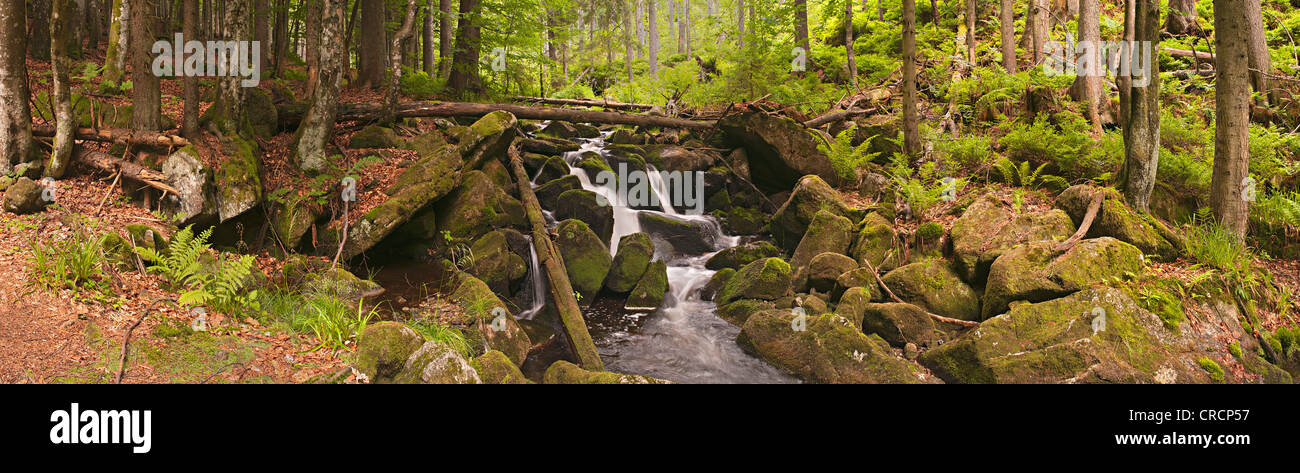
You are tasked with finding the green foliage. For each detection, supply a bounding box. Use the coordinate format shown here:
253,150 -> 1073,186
935,134 -> 994,170
887,153 -> 966,218
136,225 -> 258,314
290,296 -> 376,351
1197,356 -> 1225,383
29,227 -> 107,292
407,318 -> 473,358
998,114 -> 1100,178
553,83 -> 595,100
399,68 -> 444,98
992,156 -> 1069,192
816,124 -> 879,182
1252,190 -> 1300,233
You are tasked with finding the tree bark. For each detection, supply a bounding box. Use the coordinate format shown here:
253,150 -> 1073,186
846,0 -> 858,88
1029,0 -> 1048,65
737,0 -> 745,48
0,0 -> 35,174
74,147 -> 181,195
293,0 -> 347,174
422,0 -> 436,76
1118,0 -> 1161,213
30,0 -> 52,60
447,0 -> 484,99
34,124 -> 192,147
383,0 -> 420,125
438,0 -> 454,79
1244,0 -> 1273,107
358,0 -> 387,88
254,0 -> 269,76
103,0 -> 130,90
209,0 -> 250,136
1070,0 -> 1103,135
626,1 -> 635,82
1000,0 -> 1016,72
1210,0 -> 1252,240
902,0 -> 920,157
130,0 -> 161,131
1165,0 -> 1199,35
965,0 -> 976,64
48,0 -> 75,178
305,0 -> 321,98
649,0 -> 659,77
182,0 -> 199,138
795,0 -> 810,54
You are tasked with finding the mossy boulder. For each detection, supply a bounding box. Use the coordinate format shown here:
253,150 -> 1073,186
860,303 -> 939,348
533,174 -> 581,209
705,240 -> 781,270
354,322 -> 426,383
2,177 -> 47,214
716,257 -> 793,306
716,299 -> 776,326
605,232 -> 655,293
1055,185 -> 1180,260
432,170 -> 526,242
982,237 -> 1143,319
950,195 -> 1075,283
737,310 -> 932,384
556,189 -> 614,247
637,212 -> 726,254
447,271 -> 532,366
701,268 -> 736,302
539,121 -> 599,140
849,212 -> 904,273
0,176 -> 12,193
471,350 -> 531,384
833,267 -> 878,302
717,112 -> 839,191
542,360 -> 674,384
574,152 -> 614,177
214,136 -> 263,222
468,230 -> 526,297
880,258 -> 980,321
458,111 -> 519,170
244,88 -> 279,139
769,175 -> 857,251
834,286 -> 872,328
919,287 -> 1211,384
393,341 -> 482,384
402,130 -> 449,156
532,156 -> 571,185
329,155 -> 463,259
348,125 -> 401,149
304,267 -> 385,304
806,252 -> 859,293
790,210 -> 856,287
270,194 -> 319,250
554,219 -> 613,304
726,206 -> 768,235
643,144 -> 716,171
518,136 -> 580,155
127,224 -> 168,253
625,260 -> 669,310
160,146 -> 217,225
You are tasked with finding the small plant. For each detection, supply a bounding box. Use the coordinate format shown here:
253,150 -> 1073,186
408,318 -> 474,358
136,225 -> 259,313
291,296 -> 376,351
993,156 -> 1069,192
28,228 -> 107,291
816,124 -> 880,182
1196,356 -> 1225,383
887,153 -> 966,219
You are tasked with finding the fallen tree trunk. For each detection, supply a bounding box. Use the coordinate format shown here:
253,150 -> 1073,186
1163,47 -> 1216,63
507,145 -> 605,371
510,96 -> 654,111
804,107 -> 877,128
277,100 -> 715,130
74,146 -> 181,195
33,125 -> 191,147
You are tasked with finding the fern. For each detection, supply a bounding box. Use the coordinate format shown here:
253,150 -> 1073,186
816,124 -> 880,182
993,156 -> 1069,192
136,225 -> 258,314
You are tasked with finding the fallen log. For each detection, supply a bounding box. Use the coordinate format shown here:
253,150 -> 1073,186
33,125 -> 191,147
74,146 -> 181,195
510,96 -> 654,111
1054,191 -> 1105,252
1163,47 -> 1216,63
276,100 -> 715,130
506,145 -> 605,371
804,107 -> 877,128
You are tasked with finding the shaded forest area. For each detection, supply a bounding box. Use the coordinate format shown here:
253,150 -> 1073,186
2,0 -> 1300,384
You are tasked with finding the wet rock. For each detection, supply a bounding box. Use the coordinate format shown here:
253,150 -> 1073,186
737,310 -> 932,384
717,112 -> 839,191
637,213 -> 727,255
625,260 -> 669,311
849,212 -> 903,273
348,125 -> 401,149
950,194 -> 1075,283
542,360 -> 674,384
540,121 -> 600,140
1055,185 -> 1180,260
701,268 -> 736,301
556,189 -> 613,246
715,257 -> 793,306
605,232 -> 655,293
354,322 -> 426,383
769,175 -> 858,251
573,152 -> 613,178
982,238 -> 1143,319
518,136 -> 580,155
447,271 -> 532,365
554,219 -> 613,305
2,177 -> 48,214
471,350 -> 531,384
806,253 -> 859,293
880,258 -> 980,321
394,341 -> 481,384
432,170 -> 526,242
705,240 -> 781,270
643,144 -> 716,171
790,210 -> 856,287
468,230 -> 526,297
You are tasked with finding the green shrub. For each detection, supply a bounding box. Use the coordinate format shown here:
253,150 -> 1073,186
408,318 -> 474,358
399,68 -> 443,98
817,124 -> 879,182
136,225 -> 258,313
291,296 -> 376,351
29,227 -> 107,291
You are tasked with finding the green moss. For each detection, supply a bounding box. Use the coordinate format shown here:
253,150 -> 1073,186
1228,341 -> 1243,359
1197,356 -> 1225,383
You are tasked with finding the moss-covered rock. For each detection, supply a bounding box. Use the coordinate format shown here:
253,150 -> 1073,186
393,341 -> 482,384
244,88 -> 279,140
769,175 -> 857,251
556,189 -> 614,247
127,224 -> 169,253
625,260 -> 669,310
270,193 -> 319,250
637,212 -> 726,254
806,252 -> 859,293
160,146 -> 217,225
919,287 -> 1211,384
539,121 -> 599,140
347,125 -> 401,149
737,310 -> 932,383
2,177 -> 47,214
214,135 -> 263,222
982,238 -> 1143,319
950,195 -> 1075,283
861,302 -> 939,348
304,267 -> 385,304
402,130 -> 448,157
330,155 -> 463,259
533,174 -> 581,209
701,268 -> 736,302
717,112 -> 840,191
726,206 -> 768,235
605,232 -> 655,293
790,210 -> 856,288
542,360 -> 674,384
833,267 -> 878,302
447,272 -> 532,365
849,212 -> 903,273
716,257 -> 793,306
799,294 -> 830,315
460,111 -> 519,170
834,286 -> 872,328
643,144 -> 717,171
387,144 -> 465,195
432,170 -> 526,242
705,240 -> 781,270
518,136 -> 580,155
555,219 -> 613,304
471,350 -> 531,384
354,322 -> 426,383
880,258 -> 980,321
716,299 -> 776,326
467,230 -> 523,297
1055,185 -> 1180,260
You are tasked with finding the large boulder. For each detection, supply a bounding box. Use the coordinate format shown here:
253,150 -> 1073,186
542,361 -> 673,384
459,111 -> 519,170
833,286 -> 873,327
880,258 -> 980,321
705,240 -> 781,270
214,136 -> 263,222
849,212 -> 903,273
726,206 -> 768,235
605,232 -> 655,293
860,303 -> 941,348
716,299 -> 776,326
715,257 -> 793,306
471,350 -> 531,384
433,170 -> 526,242
643,144 -> 716,171
950,195 -> 1075,283
637,213 -> 727,255
737,310 -> 933,384
1055,185 -> 1180,260
2,177 -> 48,214
447,272 -> 532,366
160,146 -> 217,225
717,112 -> 839,191
467,230 -> 527,297
789,210 -> 856,287
982,237 -> 1143,319
625,260 -> 669,310
270,194 -> 320,250
806,253 -> 859,293
349,126 -> 401,149
354,322 -> 426,383
303,267 -> 385,305
533,174 -> 581,209
393,341 -> 482,384
539,121 -> 599,140
531,156 -> 571,185
555,189 -> 614,247
769,175 -> 857,251
920,287 -> 1213,384
328,148 -> 464,259
554,219 -> 613,304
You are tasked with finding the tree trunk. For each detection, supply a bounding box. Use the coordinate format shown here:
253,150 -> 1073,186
649,0 -> 659,77
1069,0 -> 1103,135
293,0 -> 346,174
86,0 -> 101,51
437,0 -> 454,79
0,0 -> 35,173
1118,0 -> 1160,213
49,0 -> 75,178
737,0 -> 744,48
930,0 -> 938,25
30,0 -> 52,60
358,0 -> 387,88
254,0 -> 269,76
130,0 -> 161,131
305,0 -> 321,98
902,0 -> 920,157
1164,0 -> 1199,35
447,0 -> 485,100
273,0 -> 289,77
1029,0 -> 1048,65
422,0 -> 436,75
965,0 -> 976,64
626,1 -> 635,82
795,0 -> 810,54
1244,0 -> 1273,107
383,0 -> 419,125
1000,0 -> 1016,72
210,0 -> 250,136
1210,0 -> 1252,240
846,0 -> 857,88
103,0 -> 130,89
182,0 -> 199,138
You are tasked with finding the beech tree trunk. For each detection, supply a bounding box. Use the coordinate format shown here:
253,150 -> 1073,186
209,0 -> 250,136
1118,0 -> 1161,213
1244,0 -> 1273,107
902,0 -> 920,157
254,0 -> 269,76
1029,0 -> 1048,65
0,0 -> 35,173
49,0 -> 75,178
649,0 -> 659,77
305,0 -> 321,98
383,0 -> 420,125
182,0 -> 198,138
1165,0 -> 1199,35
447,0 -> 484,99
293,0 -> 347,174
1210,0 -> 1252,240
438,0 -> 453,79
965,0 -> 976,64
846,0 -> 857,88
795,0 -> 810,54
30,0 -> 52,60
103,0 -> 129,89
1000,0 -> 1015,72
1070,0 -> 1103,135
358,0 -> 387,88
423,0 -> 436,75
130,0 -> 161,131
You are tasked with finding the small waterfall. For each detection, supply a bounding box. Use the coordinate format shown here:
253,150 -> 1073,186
644,164 -> 678,215
517,235 -> 546,320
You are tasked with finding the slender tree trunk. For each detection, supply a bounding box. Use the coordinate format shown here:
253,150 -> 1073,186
273,0 -> 288,77
999,0 -> 1016,73
902,0 -> 919,157
254,0 -> 269,76
1029,0 -> 1048,65
878,0 -> 884,21
30,0 -> 52,60
86,0 -> 101,51
103,0 -> 129,89
1070,0 -> 1103,135
447,0 -> 483,99
130,0 -> 161,131
737,0 -> 744,48
294,0 -> 346,174
1117,0 -> 1135,127
965,0 -> 976,64
49,0 -> 74,178
383,0 -> 419,124
438,0 -> 454,79
210,0 -> 250,136
846,0 -> 857,88
1165,0 -> 1199,35
423,0 -> 436,75
930,0 -> 937,25
182,0 -> 198,138
359,0 -> 387,88
795,0 -> 810,54
0,0 -> 35,173
626,0 -> 635,82
649,0 -> 659,77
1210,0 -> 1251,239
305,0 -> 321,97
1244,0 -> 1273,106
1118,0 -> 1160,212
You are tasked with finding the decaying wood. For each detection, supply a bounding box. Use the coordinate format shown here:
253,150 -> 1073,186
1163,46 -> 1217,62
74,146 -> 181,195
506,145 -> 605,371
277,100 -> 715,129
1054,192 -> 1106,252
860,257 -> 980,328
510,96 -> 654,111
33,124 -> 191,147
